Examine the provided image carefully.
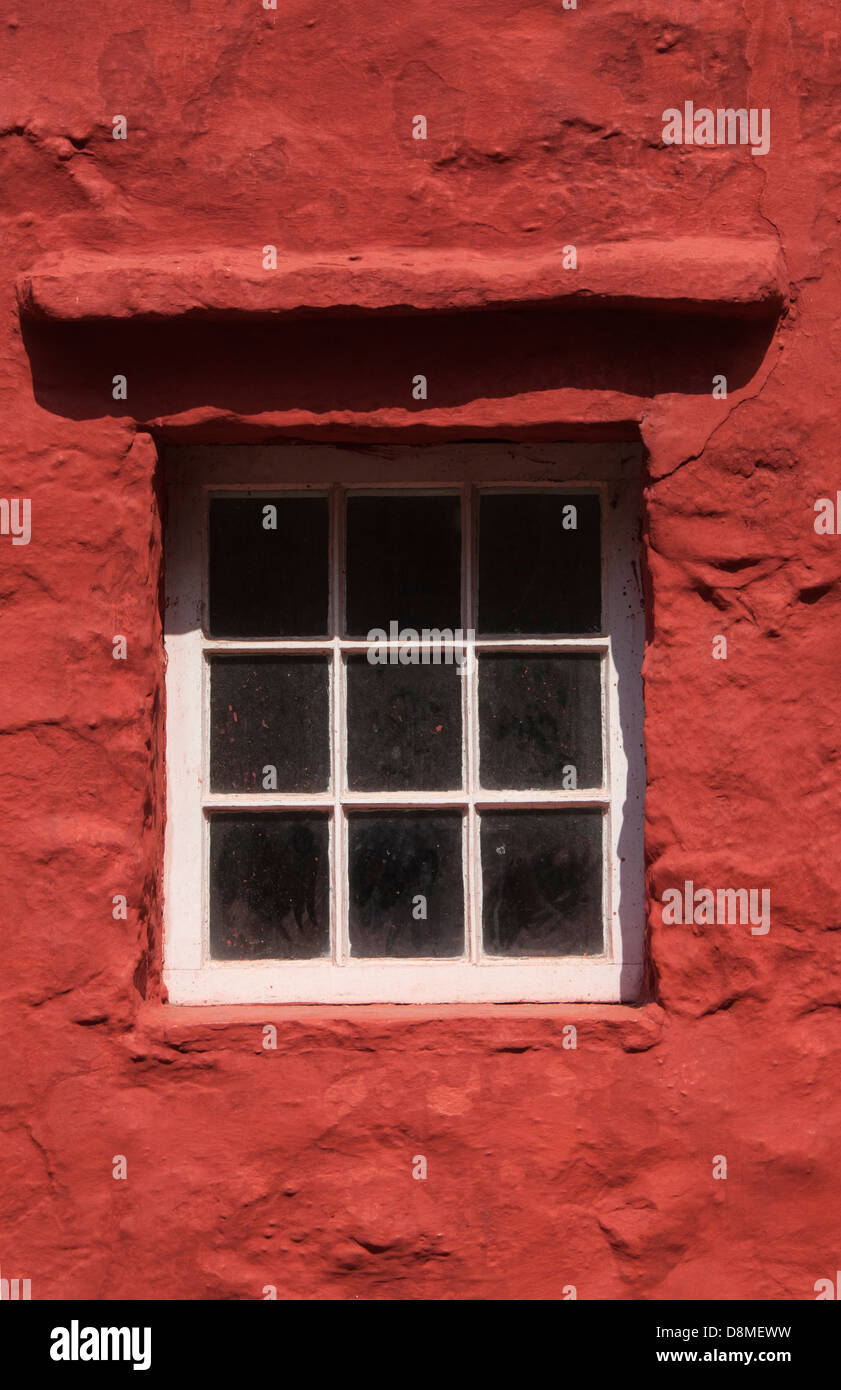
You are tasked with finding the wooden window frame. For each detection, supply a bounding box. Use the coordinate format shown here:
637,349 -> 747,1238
163,444 -> 645,1004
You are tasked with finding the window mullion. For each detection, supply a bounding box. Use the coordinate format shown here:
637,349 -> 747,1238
463,483 -> 480,965
330,483 -> 346,966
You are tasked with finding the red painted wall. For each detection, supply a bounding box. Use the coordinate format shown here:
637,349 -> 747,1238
2,0 -> 840,1299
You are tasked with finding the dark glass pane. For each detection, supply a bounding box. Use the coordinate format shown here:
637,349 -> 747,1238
208,495 -> 328,637
478,492 -> 601,634
348,812 -> 464,957
345,494 -> 461,636
209,655 -> 329,793
479,654 -> 602,789
209,812 -> 330,959
346,657 -> 462,791
481,810 -> 603,956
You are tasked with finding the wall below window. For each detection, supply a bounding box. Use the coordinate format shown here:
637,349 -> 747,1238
1,0 -> 839,1300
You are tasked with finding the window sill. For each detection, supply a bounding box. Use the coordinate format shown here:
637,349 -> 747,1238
134,998 -> 663,1054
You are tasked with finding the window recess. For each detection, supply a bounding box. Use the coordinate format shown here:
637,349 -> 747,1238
163,446 -> 644,1004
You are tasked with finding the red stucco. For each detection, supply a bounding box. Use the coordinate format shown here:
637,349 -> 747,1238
1,1 -> 840,1300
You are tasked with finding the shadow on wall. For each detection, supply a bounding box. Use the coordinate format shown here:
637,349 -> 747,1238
22,305 -> 777,420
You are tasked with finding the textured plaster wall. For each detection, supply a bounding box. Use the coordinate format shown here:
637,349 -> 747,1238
1,0 -> 840,1299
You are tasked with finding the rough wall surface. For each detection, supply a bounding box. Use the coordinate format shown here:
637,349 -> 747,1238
1,0 -> 840,1299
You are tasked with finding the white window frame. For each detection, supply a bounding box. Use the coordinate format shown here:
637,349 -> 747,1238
163,443 -> 645,1004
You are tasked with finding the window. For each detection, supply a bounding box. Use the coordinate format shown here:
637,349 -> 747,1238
164,444 -> 644,1003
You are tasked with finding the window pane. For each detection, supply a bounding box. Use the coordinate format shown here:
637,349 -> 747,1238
346,656 -> 463,791
208,495 -> 328,637
478,653 -> 602,789
209,655 -> 329,793
348,812 -> 464,957
209,812 -> 330,959
345,494 -> 461,636
478,492 -> 601,634
481,810 -> 603,956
